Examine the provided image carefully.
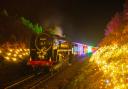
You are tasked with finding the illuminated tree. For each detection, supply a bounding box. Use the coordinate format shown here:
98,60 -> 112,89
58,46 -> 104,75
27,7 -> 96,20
122,0 -> 128,35
89,2 -> 128,89
21,17 -> 44,34
123,0 -> 128,24
105,13 -> 122,36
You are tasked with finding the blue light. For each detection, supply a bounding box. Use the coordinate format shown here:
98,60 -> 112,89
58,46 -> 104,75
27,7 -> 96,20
87,46 -> 92,53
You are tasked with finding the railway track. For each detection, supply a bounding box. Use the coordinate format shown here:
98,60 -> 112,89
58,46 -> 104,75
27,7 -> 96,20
29,71 -> 58,89
3,63 -> 68,89
4,71 -> 58,89
4,74 -> 35,89
4,61 -> 70,89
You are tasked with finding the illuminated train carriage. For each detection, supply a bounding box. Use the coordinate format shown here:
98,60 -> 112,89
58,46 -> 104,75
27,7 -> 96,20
72,42 -> 86,56
28,32 -> 72,72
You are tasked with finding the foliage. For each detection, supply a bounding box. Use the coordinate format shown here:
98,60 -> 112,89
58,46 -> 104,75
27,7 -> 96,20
105,13 -> 122,36
21,17 -> 44,34
90,1 -> 128,88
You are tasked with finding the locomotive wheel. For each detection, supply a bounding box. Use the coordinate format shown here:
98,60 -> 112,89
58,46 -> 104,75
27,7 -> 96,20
43,66 -> 50,73
33,66 -> 41,75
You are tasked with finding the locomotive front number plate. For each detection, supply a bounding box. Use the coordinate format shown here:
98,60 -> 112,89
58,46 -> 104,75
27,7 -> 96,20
35,33 -> 53,51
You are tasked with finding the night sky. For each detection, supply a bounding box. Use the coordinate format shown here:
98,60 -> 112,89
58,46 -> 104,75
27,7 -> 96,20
0,0 -> 125,46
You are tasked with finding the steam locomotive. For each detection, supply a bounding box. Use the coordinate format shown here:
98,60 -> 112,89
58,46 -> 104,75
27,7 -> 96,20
27,31 -> 73,72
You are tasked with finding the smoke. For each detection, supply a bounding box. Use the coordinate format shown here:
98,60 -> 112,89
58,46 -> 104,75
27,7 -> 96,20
41,12 -> 64,37
54,26 -> 63,37
49,25 -> 64,37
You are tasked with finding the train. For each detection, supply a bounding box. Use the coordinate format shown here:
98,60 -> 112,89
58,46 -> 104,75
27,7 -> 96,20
27,31 -> 73,72
27,31 -> 96,72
